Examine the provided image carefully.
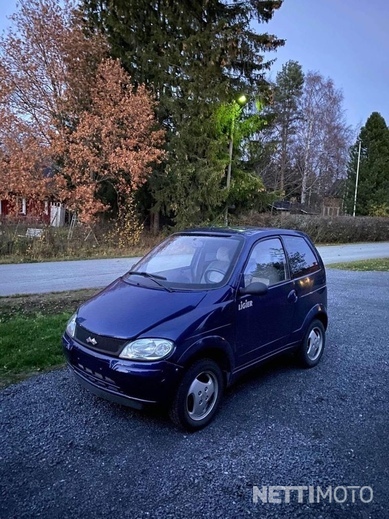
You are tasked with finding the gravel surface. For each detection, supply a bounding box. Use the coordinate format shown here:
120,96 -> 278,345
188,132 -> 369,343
1,269 -> 388,518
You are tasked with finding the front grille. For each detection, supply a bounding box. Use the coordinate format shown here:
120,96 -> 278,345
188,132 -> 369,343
75,324 -> 128,356
72,364 -> 121,393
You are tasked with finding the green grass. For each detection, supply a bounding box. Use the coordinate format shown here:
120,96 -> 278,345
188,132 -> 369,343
329,257 -> 389,271
0,289 -> 94,388
0,312 -> 71,388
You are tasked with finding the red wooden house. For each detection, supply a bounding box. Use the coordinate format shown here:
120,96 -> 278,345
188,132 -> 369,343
1,166 -> 66,226
0,197 -> 65,226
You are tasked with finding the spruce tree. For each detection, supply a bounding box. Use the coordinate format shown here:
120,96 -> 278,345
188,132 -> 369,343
81,0 -> 284,226
346,112 -> 389,216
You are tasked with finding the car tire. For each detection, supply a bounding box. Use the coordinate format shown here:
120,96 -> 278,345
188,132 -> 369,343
299,319 -> 325,368
169,359 -> 224,431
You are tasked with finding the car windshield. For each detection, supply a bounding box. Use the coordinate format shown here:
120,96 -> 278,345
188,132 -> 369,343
124,233 -> 243,290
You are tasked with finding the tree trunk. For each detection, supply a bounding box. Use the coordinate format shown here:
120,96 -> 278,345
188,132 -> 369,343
301,116 -> 313,204
151,210 -> 160,234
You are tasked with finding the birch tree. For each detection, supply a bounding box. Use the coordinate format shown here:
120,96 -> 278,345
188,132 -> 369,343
293,72 -> 351,205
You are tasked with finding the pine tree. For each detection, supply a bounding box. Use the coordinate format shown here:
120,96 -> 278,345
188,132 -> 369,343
346,112 -> 389,216
261,60 -> 304,194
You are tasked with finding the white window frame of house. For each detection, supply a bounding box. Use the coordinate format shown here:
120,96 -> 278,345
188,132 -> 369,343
18,197 -> 27,215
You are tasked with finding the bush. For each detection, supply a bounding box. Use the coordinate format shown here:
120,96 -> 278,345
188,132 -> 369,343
0,220 -> 160,263
1,213 -> 388,263
234,213 -> 389,244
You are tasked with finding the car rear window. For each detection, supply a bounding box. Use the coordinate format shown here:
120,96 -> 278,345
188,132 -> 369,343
283,236 -> 321,279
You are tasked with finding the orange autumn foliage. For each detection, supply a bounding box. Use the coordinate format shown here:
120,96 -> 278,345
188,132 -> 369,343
0,0 -> 164,223
0,109 -> 53,210
0,0 -> 106,216
54,59 -> 165,224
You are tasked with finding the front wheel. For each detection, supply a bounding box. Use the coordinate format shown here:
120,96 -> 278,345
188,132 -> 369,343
299,319 -> 325,368
169,359 -> 224,431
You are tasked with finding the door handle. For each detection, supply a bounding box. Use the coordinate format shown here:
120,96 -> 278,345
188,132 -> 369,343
287,289 -> 298,303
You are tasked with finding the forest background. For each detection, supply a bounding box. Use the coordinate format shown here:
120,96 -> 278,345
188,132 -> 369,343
0,0 -> 388,261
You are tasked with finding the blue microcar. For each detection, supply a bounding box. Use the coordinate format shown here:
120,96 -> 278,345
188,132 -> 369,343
63,227 -> 328,430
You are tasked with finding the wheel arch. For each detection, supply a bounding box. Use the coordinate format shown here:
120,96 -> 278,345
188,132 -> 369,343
314,308 -> 328,330
304,304 -> 328,332
176,336 -> 234,386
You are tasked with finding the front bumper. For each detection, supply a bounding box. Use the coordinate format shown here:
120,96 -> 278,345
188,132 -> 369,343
62,334 -> 183,409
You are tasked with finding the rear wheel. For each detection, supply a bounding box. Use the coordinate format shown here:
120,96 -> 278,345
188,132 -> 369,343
169,359 -> 224,431
299,319 -> 325,368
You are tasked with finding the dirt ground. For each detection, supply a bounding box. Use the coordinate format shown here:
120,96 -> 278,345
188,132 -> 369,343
0,289 -> 99,320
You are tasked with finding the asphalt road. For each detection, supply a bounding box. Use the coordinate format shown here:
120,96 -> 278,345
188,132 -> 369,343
1,269 -> 388,518
0,241 -> 389,296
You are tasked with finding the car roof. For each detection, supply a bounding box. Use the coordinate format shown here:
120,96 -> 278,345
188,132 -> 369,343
179,226 -> 307,240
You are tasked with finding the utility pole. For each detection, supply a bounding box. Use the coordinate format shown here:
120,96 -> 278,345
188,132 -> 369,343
352,140 -> 362,217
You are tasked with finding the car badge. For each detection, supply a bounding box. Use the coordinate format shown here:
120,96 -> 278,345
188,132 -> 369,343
86,336 -> 98,346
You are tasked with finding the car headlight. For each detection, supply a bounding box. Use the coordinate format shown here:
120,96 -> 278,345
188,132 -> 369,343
119,338 -> 174,361
66,313 -> 77,338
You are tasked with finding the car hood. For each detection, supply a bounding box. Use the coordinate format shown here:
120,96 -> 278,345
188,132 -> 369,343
77,277 -> 206,339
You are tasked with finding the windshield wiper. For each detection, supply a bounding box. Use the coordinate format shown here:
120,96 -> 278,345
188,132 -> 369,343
128,271 -> 167,280
126,271 -> 172,292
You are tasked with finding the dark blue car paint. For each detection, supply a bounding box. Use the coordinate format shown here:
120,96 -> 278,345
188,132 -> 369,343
63,227 -> 327,410
76,277 -> 207,340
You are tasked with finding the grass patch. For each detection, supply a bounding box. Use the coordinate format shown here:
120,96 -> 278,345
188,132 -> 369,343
0,246 -> 147,265
0,289 -> 98,321
329,258 -> 389,271
0,313 -> 70,388
0,289 -> 94,388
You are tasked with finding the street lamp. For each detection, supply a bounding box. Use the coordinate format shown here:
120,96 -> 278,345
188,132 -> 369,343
225,94 -> 248,226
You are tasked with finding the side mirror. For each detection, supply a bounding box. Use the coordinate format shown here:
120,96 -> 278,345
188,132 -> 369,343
239,281 -> 268,296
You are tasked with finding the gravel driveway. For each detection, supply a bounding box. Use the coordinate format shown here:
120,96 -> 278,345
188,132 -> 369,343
1,269 -> 388,518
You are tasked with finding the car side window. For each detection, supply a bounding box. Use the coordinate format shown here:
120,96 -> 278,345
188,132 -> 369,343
283,236 -> 320,279
244,238 -> 287,288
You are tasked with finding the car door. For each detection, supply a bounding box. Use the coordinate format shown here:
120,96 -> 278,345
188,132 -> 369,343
282,235 -> 326,337
234,237 -> 297,369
